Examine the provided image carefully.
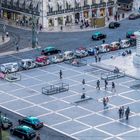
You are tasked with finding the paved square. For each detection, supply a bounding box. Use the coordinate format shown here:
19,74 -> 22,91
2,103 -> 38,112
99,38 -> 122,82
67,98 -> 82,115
0,59 -> 140,140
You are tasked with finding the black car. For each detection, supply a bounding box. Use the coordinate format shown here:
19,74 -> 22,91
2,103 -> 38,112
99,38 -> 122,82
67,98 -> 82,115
41,46 -> 61,55
10,125 -> 36,140
129,13 -> 140,20
92,32 -> 107,40
18,116 -> 43,129
109,22 -> 120,29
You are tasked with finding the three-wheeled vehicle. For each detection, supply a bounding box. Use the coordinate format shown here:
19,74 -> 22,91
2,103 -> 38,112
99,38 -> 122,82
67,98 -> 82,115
109,42 -> 121,51
120,39 -> 130,48
51,54 -> 64,63
1,115 -> 13,130
0,62 -> 19,73
20,59 -> 36,70
75,47 -> 88,58
63,51 -> 75,60
35,55 -> 50,66
98,44 -> 110,53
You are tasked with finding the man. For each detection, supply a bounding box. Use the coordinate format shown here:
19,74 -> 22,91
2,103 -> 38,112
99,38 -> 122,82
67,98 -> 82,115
105,79 -> 108,90
118,107 -> 122,119
96,80 -> 100,90
111,82 -> 116,92
125,106 -> 130,120
59,70 -> 62,79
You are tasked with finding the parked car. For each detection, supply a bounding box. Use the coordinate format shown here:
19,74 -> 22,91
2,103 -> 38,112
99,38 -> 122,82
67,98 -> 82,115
75,47 -> 88,58
51,54 -> 64,63
126,31 -> 135,38
0,62 -> 19,73
109,42 -> 121,51
98,44 -> 110,53
92,32 -> 106,40
41,46 -> 61,55
35,55 -> 50,66
120,39 -> 130,48
109,22 -> 120,29
63,51 -> 75,60
18,116 -> 43,130
10,125 -> 36,140
20,59 -> 36,70
1,115 -> 13,130
128,13 -> 140,20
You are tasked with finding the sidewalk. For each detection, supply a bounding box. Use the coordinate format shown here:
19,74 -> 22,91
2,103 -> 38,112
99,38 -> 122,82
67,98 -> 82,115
0,34 -> 10,45
0,11 -> 132,33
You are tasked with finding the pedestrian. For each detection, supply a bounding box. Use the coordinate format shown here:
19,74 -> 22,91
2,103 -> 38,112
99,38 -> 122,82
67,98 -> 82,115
81,93 -> 86,99
98,56 -> 101,62
60,25 -> 63,31
59,70 -> 62,80
95,55 -> 98,63
103,97 -> 107,109
121,106 -> 124,118
16,43 -> 19,51
111,82 -> 116,92
102,40 -> 105,44
118,38 -> 121,43
2,35 -> 5,42
118,107 -> 122,119
36,132 -> 41,140
6,32 -> 9,37
105,97 -> 109,108
105,79 -> 108,90
96,80 -> 100,90
125,106 -> 130,120
82,79 -> 85,90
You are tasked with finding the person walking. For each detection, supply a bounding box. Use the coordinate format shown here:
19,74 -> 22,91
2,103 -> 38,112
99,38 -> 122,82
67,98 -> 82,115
59,70 -> 62,80
111,82 -> 116,92
82,79 -> 85,90
36,132 -> 41,140
104,79 -> 108,90
96,80 -> 100,90
125,106 -> 130,120
118,107 -> 122,119
16,43 -> 19,51
103,97 -> 107,109
121,106 -> 125,118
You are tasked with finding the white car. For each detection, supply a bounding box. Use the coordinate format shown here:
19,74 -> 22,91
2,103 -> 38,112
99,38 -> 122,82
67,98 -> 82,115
0,62 -> 19,73
75,47 -> 88,58
20,59 -> 36,70
120,39 -> 130,48
63,51 -> 75,60
51,54 -> 64,63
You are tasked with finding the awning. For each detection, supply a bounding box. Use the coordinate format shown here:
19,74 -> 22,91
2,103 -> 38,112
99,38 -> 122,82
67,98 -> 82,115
57,0 -> 63,6
19,0 -> 25,7
76,0 -> 81,3
48,2 -> 53,8
26,0 -> 32,7
7,0 -> 11,4
13,0 -> 18,5
66,0 -> 72,5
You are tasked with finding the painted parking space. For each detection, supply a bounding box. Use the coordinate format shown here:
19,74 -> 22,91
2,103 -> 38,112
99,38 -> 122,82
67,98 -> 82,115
0,60 -> 140,140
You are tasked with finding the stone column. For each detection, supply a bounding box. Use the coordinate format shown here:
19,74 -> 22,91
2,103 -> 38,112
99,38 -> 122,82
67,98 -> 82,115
133,30 -> 140,64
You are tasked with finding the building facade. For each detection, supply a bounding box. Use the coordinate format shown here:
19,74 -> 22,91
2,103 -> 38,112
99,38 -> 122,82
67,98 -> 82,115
0,0 -> 117,28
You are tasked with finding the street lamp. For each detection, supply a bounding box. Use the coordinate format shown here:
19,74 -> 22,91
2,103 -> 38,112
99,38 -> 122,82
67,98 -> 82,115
31,0 -> 37,48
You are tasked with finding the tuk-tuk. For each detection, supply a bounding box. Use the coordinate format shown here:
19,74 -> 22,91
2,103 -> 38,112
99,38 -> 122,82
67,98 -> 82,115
75,47 -> 88,58
63,51 -> 75,60
0,62 -> 19,73
35,55 -> 50,66
129,36 -> 136,47
120,39 -> 130,48
1,115 -> 13,129
109,42 -> 121,51
98,44 -> 110,53
20,59 -> 36,70
51,54 -> 64,63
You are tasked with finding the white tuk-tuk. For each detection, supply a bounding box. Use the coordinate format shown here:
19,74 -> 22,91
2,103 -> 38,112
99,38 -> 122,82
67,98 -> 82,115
63,51 -> 75,60
120,39 -> 130,48
20,59 -> 36,70
51,54 -> 64,63
98,44 -> 110,53
0,62 -> 19,73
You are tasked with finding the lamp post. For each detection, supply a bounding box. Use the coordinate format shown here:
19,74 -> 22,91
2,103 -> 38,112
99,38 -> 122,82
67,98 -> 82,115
31,0 -> 36,48
0,111 -> 2,140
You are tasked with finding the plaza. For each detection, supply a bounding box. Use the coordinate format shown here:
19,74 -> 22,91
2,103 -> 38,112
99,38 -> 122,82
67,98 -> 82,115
0,52 -> 140,140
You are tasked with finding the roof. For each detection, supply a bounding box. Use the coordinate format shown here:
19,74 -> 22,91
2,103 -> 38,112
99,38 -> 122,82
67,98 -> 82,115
17,125 -> 33,131
117,0 -> 133,4
44,46 -> 55,49
93,32 -> 101,35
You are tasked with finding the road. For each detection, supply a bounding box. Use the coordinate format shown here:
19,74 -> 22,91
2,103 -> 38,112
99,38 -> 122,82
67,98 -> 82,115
0,107 -> 75,140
